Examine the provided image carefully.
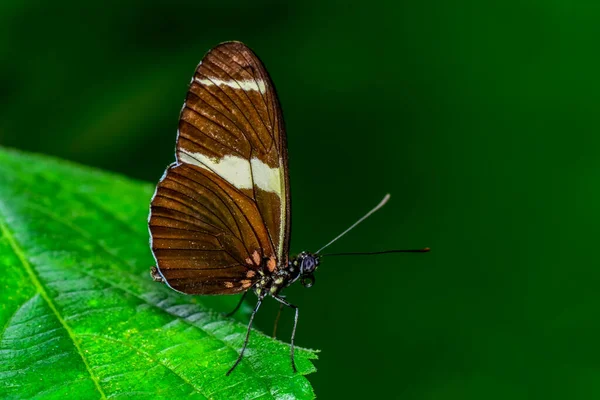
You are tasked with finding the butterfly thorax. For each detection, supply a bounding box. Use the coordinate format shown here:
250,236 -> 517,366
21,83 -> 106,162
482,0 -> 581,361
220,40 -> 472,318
253,252 -> 319,298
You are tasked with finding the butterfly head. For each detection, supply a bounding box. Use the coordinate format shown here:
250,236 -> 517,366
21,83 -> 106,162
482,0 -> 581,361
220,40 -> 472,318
293,252 -> 320,288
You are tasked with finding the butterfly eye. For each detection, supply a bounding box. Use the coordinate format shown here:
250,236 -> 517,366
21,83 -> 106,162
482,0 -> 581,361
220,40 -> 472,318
301,256 -> 317,274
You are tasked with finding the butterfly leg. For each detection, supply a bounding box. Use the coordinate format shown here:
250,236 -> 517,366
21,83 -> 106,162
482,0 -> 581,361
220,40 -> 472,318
226,298 -> 263,376
150,267 -> 163,282
273,295 -> 298,373
225,291 -> 248,317
272,301 -> 284,338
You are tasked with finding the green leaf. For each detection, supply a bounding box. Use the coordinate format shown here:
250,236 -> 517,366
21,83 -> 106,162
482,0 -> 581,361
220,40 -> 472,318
0,148 -> 317,399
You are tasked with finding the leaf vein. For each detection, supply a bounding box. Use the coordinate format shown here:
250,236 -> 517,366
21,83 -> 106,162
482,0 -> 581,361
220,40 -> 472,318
79,333 -> 209,400
0,208 -> 108,400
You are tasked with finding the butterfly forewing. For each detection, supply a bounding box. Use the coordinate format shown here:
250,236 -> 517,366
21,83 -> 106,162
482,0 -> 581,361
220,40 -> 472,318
149,42 -> 290,295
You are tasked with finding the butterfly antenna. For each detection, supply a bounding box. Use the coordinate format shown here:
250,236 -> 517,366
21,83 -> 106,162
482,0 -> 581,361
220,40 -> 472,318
316,194 -> 391,254
322,248 -> 430,256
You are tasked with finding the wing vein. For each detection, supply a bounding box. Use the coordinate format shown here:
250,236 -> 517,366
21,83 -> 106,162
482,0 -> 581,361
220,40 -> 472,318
171,168 -> 255,256
157,181 -> 239,239
179,117 -> 246,159
199,70 -> 269,152
210,49 -> 275,144
184,167 -> 268,258
187,85 -> 251,147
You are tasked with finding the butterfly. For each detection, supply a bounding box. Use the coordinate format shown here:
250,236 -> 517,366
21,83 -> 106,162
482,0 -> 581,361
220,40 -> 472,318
148,41 -> 429,375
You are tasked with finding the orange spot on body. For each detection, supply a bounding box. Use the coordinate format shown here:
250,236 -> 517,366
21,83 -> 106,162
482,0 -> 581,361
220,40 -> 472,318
246,270 -> 256,278
245,257 -> 253,265
241,280 -> 252,289
252,250 -> 261,266
267,256 -> 276,272
224,282 -> 234,288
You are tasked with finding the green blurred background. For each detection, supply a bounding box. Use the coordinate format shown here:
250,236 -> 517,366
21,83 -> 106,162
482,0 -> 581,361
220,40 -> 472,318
2,0 -> 600,398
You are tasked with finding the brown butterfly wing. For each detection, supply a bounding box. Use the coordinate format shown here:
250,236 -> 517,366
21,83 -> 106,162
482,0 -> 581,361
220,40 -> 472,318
149,42 -> 290,295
